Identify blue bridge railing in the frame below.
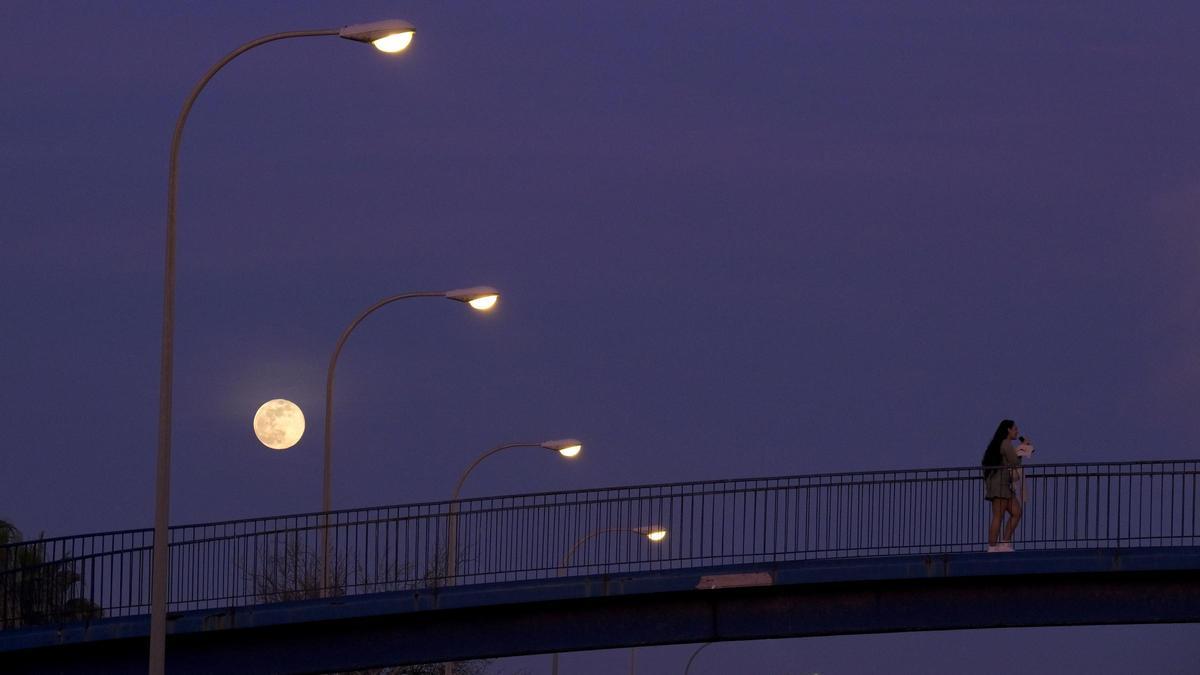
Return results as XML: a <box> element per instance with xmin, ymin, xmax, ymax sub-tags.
<box><xmin>3</xmin><ymin>459</ymin><xmax>1198</xmax><ymax>629</ymax></box>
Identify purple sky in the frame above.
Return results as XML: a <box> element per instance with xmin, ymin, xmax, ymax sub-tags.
<box><xmin>3</xmin><ymin>1</ymin><xmax>1200</xmax><ymax>672</ymax></box>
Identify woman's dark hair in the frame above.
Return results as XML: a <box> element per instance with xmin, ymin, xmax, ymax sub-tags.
<box><xmin>981</xmin><ymin>419</ymin><xmax>1015</xmax><ymax>474</ymax></box>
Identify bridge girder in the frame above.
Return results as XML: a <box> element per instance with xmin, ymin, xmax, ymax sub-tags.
<box><xmin>5</xmin><ymin>548</ymin><xmax>1200</xmax><ymax>674</ymax></box>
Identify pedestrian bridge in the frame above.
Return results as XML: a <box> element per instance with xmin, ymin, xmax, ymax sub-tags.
<box><xmin>3</xmin><ymin>460</ymin><xmax>1200</xmax><ymax>673</ymax></box>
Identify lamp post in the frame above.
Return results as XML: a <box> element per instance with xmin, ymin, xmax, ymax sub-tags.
<box><xmin>151</xmin><ymin>20</ymin><xmax>417</xmax><ymax>675</ymax></box>
<box><xmin>441</xmin><ymin>439</ymin><xmax>581</xmax><ymax>675</ymax></box>
<box><xmin>320</xmin><ymin>287</ymin><xmax>500</xmax><ymax>593</ymax></box>
<box><xmin>445</xmin><ymin>438</ymin><xmax>583</xmax><ymax>582</ymax></box>
<box><xmin>557</xmin><ymin>526</ymin><xmax>667</xmax><ymax>576</ymax></box>
<box><xmin>683</xmin><ymin>642</ymin><xmax>714</xmax><ymax>675</ymax></box>
<box><xmin>551</xmin><ymin>527</ymin><xmax>667</xmax><ymax>675</ymax></box>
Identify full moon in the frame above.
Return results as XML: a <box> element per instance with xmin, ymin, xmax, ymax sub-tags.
<box><xmin>253</xmin><ymin>399</ymin><xmax>305</xmax><ymax>450</ymax></box>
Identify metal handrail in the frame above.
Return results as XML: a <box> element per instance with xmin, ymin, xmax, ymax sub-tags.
<box><xmin>3</xmin><ymin>459</ymin><xmax>1198</xmax><ymax>630</ymax></box>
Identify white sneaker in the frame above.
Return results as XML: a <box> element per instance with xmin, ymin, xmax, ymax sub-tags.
<box><xmin>986</xmin><ymin>545</ymin><xmax>1000</xmax><ymax>553</ymax></box>
<box><xmin>997</xmin><ymin>542</ymin><xmax>1013</xmax><ymax>552</ymax></box>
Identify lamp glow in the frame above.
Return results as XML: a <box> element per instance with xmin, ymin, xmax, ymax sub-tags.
<box><xmin>338</xmin><ymin>20</ymin><xmax>416</xmax><ymax>54</ymax></box>
<box><xmin>468</xmin><ymin>294</ymin><xmax>498</xmax><ymax>311</ymax></box>
<box><xmin>445</xmin><ymin>286</ymin><xmax>500</xmax><ymax>310</ymax></box>
<box><xmin>645</xmin><ymin>529</ymin><xmax>667</xmax><ymax>542</ymax></box>
<box><xmin>541</xmin><ymin>438</ymin><xmax>583</xmax><ymax>458</ymax></box>
<box><xmin>372</xmin><ymin>31</ymin><xmax>414</xmax><ymax>53</ymax></box>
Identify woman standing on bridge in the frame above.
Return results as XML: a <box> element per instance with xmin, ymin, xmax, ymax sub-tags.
<box><xmin>982</xmin><ymin>419</ymin><xmax>1023</xmax><ymax>552</ymax></box>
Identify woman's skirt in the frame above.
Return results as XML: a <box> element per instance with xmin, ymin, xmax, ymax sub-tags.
<box><xmin>984</xmin><ymin>468</ymin><xmax>1012</xmax><ymax>500</ymax></box>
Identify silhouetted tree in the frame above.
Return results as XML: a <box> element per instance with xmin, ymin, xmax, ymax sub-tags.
<box><xmin>0</xmin><ymin>519</ymin><xmax>101</xmax><ymax>628</ymax></box>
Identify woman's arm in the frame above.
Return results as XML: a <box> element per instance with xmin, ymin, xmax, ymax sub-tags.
<box><xmin>1001</xmin><ymin>440</ymin><xmax>1022</xmax><ymax>466</ymax></box>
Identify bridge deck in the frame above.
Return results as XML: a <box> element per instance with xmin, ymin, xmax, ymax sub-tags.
<box><xmin>5</xmin><ymin>546</ymin><xmax>1200</xmax><ymax>674</ymax></box>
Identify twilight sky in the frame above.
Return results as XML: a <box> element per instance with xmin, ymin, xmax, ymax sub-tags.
<box><xmin>2</xmin><ymin>1</ymin><xmax>1199</xmax><ymax>672</ymax></box>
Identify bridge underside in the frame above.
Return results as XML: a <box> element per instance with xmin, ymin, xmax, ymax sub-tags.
<box><xmin>7</xmin><ymin>547</ymin><xmax>1200</xmax><ymax>674</ymax></box>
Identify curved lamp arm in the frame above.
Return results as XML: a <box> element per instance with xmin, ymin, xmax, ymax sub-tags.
<box><xmin>450</xmin><ymin>441</ymin><xmax>573</xmax><ymax>503</ymax></box>
<box><xmin>558</xmin><ymin>526</ymin><xmax>666</xmax><ymax>574</ymax></box>
<box><xmin>323</xmin><ymin>291</ymin><xmax>445</xmax><ymax>515</ymax></box>
<box><xmin>321</xmin><ymin>287</ymin><xmax>498</xmax><ymax>514</ymax></box>
<box><xmin>683</xmin><ymin>642</ymin><xmax>714</xmax><ymax>675</ymax></box>
<box><xmin>446</xmin><ymin>439</ymin><xmax>581</xmax><ymax>581</ymax></box>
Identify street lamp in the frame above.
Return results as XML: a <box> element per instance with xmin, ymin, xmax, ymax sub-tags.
<box><xmin>320</xmin><ymin>287</ymin><xmax>499</xmax><ymax>594</ymax></box>
<box><xmin>338</xmin><ymin>20</ymin><xmax>416</xmax><ymax>53</ymax></box>
<box><xmin>551</xmin><ymin>527</ymin><xmax>667</xmax><ymax>675</ymax></box>
<box><xmin>442</xmin><ymin>439</ymin><xmax>582</xmax><ymax>675</ymax></box>
<box><xmin>151</xmin><ymin>20</ymin><xmax>416</xmax><ymax>675</ymax></box>
<box><xmin>323</xmin><ymin>287</ymin><xmax>500</xmax><ymax>517</ymax></box>
<box><xmin>683</xmin><ymin>642</ymin><xmax>714</xmax><ymax>675</ymax></box>
<box><xmin>445</xmin><ymin>439</ymin><xmax>583</xmax><ymax>582</ymax></box>
<box><xmin>557</xmin><ymin>526</ymin><xmax>667</xmax><ymax>575</ymax></box>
